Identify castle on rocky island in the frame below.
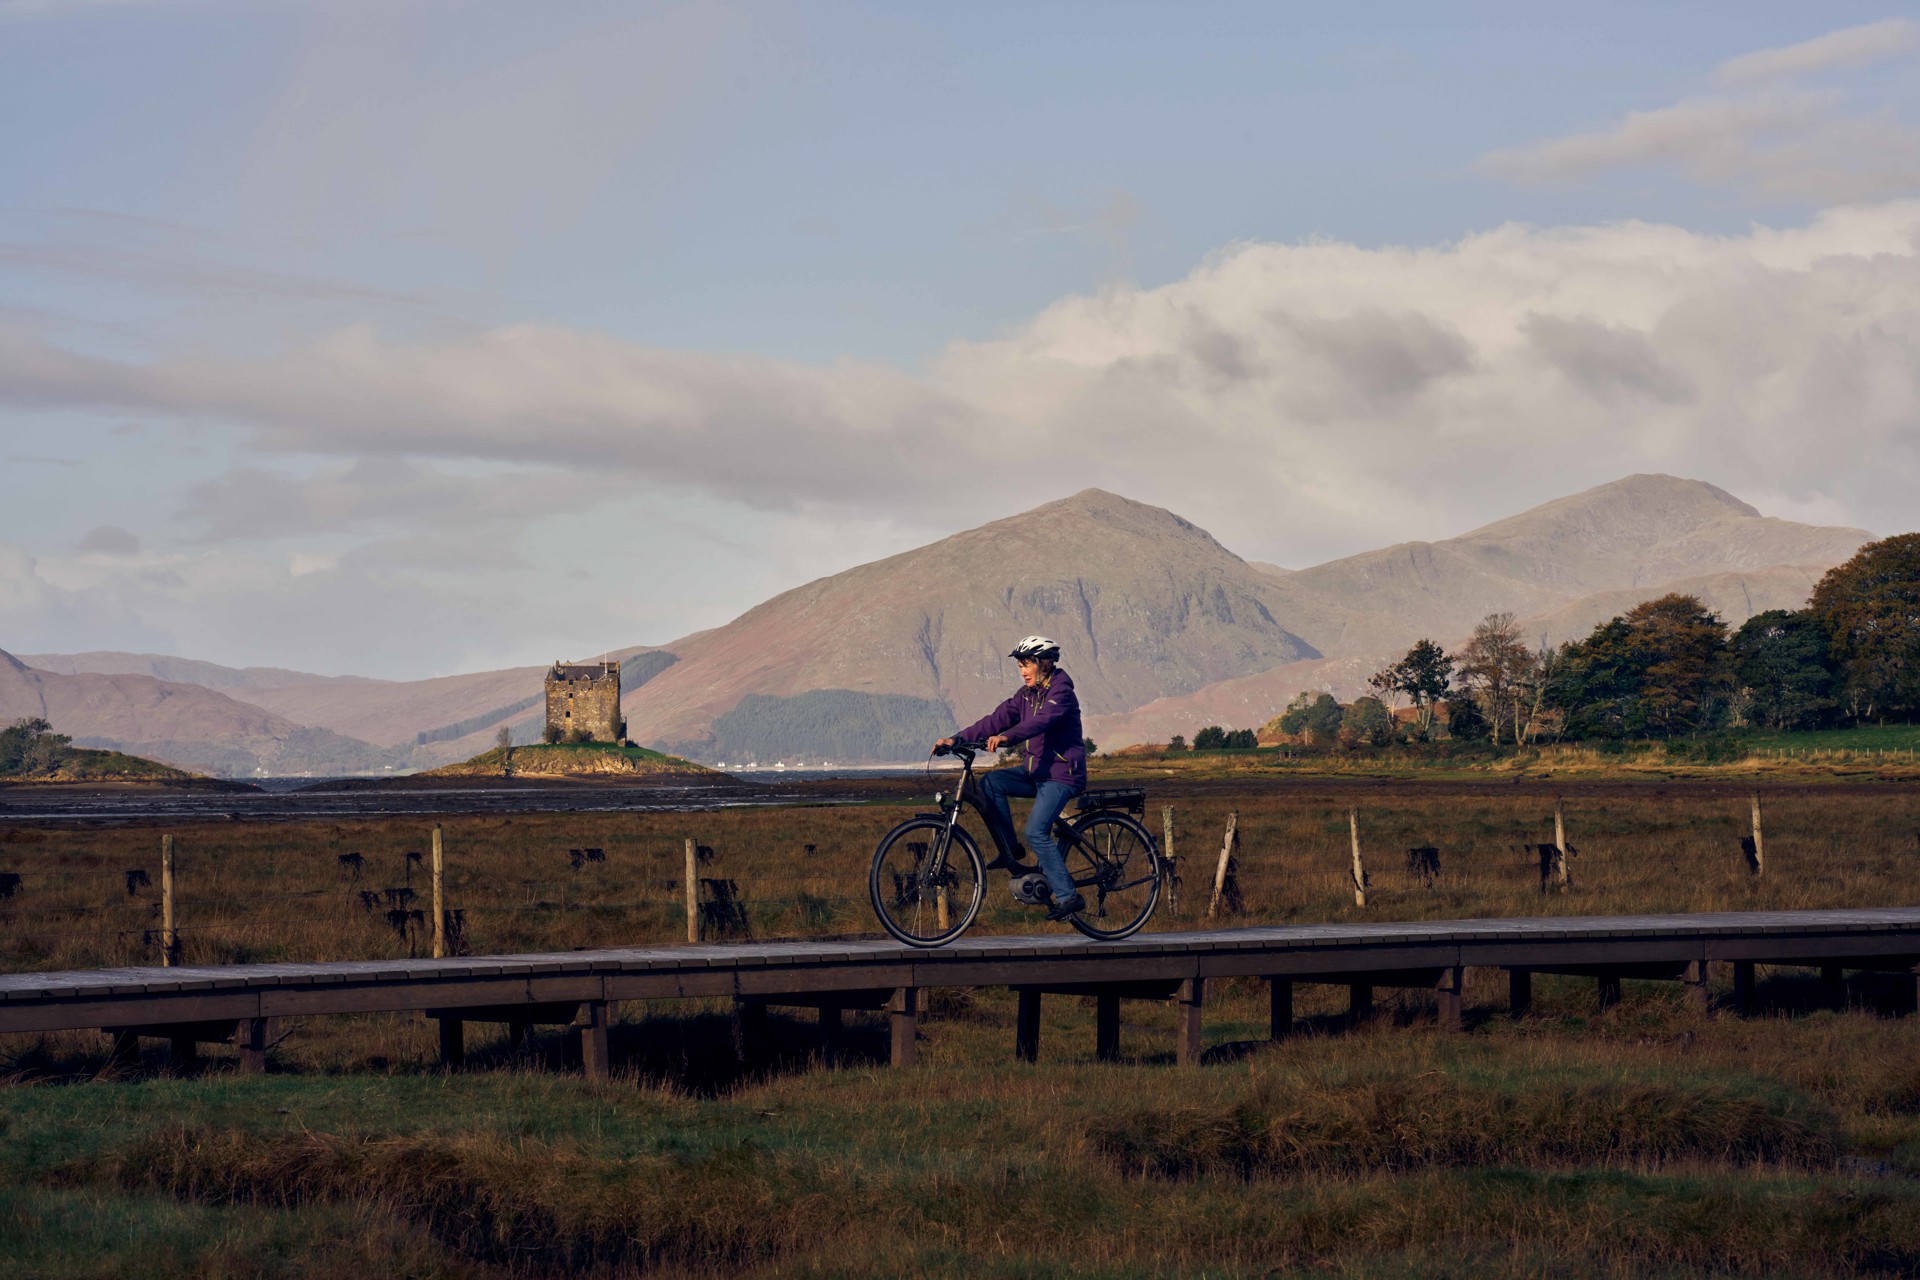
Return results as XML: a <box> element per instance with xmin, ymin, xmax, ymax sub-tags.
<box><xmin>544</xmin><ymin>660</ymin><xmax>623</xmax><ymax>744</ymax></box>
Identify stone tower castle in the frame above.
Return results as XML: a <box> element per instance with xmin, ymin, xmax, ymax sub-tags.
<box><xmin>544</xmin><ymin>660</ymin><xmax>623</xmax><ymax>744</ymax></box>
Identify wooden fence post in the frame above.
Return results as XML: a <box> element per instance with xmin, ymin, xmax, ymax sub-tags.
<box><xmin>685</xmin><ymin>838</ymin><xmax>699</xmax><ymax>943</ymax></box>
<box><xmin>1749</xmin><ymin>794</ymin><xmax>1765</xmax><ymax>877</ymax></box>
<box><xmin>1162</xmin><ymin>805</ymin><xmax>1179</xmax><ymax>915</ymax></box>
<box><xmin>160</xmin><ymin>833</ymin><xmax>176</xmax><ymax>966</ymax></box>
<box><xmin>430</xmin><ymin>825</ymin><xmax>445</xmax><ymax>959</ymax></box>
<box><xmin>1349</xmin><ymin>809</ymin><xmax>1367</xmax><ymax>908</ymax></box>
<box><xmin>1207</xmin><ymin>812</ymin><xmax>1238</xmax><ymax>920</ymax></box>
<box><xmin>1553</xmin><ymin>800</ymin><xmax>1571</xmax><ymax>889</ymax></box>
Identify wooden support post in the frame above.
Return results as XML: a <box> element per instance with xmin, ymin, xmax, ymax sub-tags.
<box><xmin>438</xmin><ymin>1017</ymin><xmax>464</xmax><ymax>1070</ymax></box>
<box><xmin>685</xmin><ymin>838</ymin><xmax>699</xmax><ymax>943</ymax></box>
<box><xmin>1207</xmin><ymin>812</ymin><xmax>1238</xmax><ymax>920</ymax></box>
<box><xmin>1162</xmin><ymin>805</ymin><xmax>1179</xmax><ymax>915</ymax></box>
<box><xmin>1095</xmin><ymin>994</ymin><xmax>1121</xmax><ymax>1062</ymax></box>
<box><xmin>580</xmin><ymin>1000</ymin><xmax>614</xmax><ymax>1080</ymax></box>
<box><xmin>1684</xmin><ymin>959</ymin><xmax>1710</xmax><ymax>1012</ymax></box>
<box><xmin>1175</xmin><ymin>978</ymin><xmax>1205</xmax><ymax>1067</ymax></box>
<box><xmin>1733</xmin><ymin>961</ymin><xmax>1756</xmax><ymax>1015</ymax></box>
<box><xmin>1552</xmin><ymin>801</ymin><xmax>1571</xmax><ymax>889</ymax></box>
<box><xmin>1268</xmin><ymin>977</ymin><xmax>1293</xmax><ymax>1040</ymax></box>
<box><xmin>234</xmin><ymin>1016</ymin><xmax>273</xmax><ymax>1074</ymax></box>
<box><xmin>1821</xmin><ymin>964</ymin><xmax>1845</xmax><ymax>1007</ymax></box>
<box><xmin>1750</xmin><ymin>794</ymin><xmax>1765</xmax><ymax>876</ymax></box>
<box><xmin>1509</xmin><ymin>969</ymin><xmax>1532</xmax><ymax>1017</ymax></box>
<box><xmin>888</xmin><ymin>987</ymin><xmax>918</xmax><ymax>1067</ymax></box>
<box><xmin>1349</xmin><ymin>981</ymin><xmax>1373</xmax><ymax>1023</ymax></box>
<box><xmin>430</xmin><ymin>825</ymin><xmax>445</xmax><ymax>959</ymax></box>
<box><xmin>819</xmin><ymin>1004</ymin><xmax>843</xmax><ymax>1065</ymax></box>
<box><xmin>1596</xmin><ymin>973</ymin><xmax>1622</xmax><ymax>1010</ymax></box>
<box><xmin>168</xmin><ymin>1032</ymin><xmax>196</xmax><ymax>1071</ymax></box>
<box><xmin>1349</xmin><ymin>809</ymin><xmax>1367</xmax><ymax>908</ymax></box>
<box><xmin>507</xmin><ymin>1016</ymin><xmax>532</xmax><ymax>1052</ymax></box>
<box><xmin>160</xmin><ymin>833</ymin><xmax>176</xmax><ymax>966</ymax></box>
<box><xmin>1015</xmin><ymin>989</ymin><xmax>1042</xmax><ymax>1062</ymax></box>
<box><xmin>733</xmin><ymin>998</ymin><xmax>769</xmax><ymax>1064</ymax></box>
<box><xmin>1435</xmin><ymin>966</ymin><xmax>1464</xmax><ymax>1032</ymax></box>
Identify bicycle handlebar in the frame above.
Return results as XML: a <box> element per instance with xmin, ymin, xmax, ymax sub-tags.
<box><xmin>933</xmin><ymin>738</ymin><xmax>989</xmax><ymax>758</ymax></box>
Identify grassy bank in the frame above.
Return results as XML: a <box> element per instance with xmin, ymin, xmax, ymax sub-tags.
<box><xmin>7</xmin><ymin>982</ymin><xmax>1920</xmax><ymax>1277</ymax></box>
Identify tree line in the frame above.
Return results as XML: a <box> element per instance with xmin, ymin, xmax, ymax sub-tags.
<box><xmin>1174</xmin><ymin>533</ymin><xmax>1919</xmax><ymax>751</ymax></box>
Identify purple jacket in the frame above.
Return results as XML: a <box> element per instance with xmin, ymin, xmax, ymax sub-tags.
<box><xmin>958</xmin><ymin>668</ymin><xmax>1087</xmax><ymax>789</ymax></box>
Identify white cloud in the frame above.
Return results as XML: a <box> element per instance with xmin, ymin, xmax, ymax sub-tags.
<box><xmin>1716</xmin><ymin>19</ymin><xmax>1917</xmax><ymax>87</ymax></box>
<box><xmin>1482</xmin><ymin>21</ymin><xmax>1920</xmax><ymax>203</ymax></box>
<box><xmin>3</xmin><ymin>202</ymin><xmax>1918</xmax><ymax>578</ymax></box>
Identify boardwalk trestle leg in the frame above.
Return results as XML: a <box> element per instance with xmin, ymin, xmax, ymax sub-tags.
<box><xmin>1734</xmin><ymin>961</ymin><xmax>1756</xmax><ymax>1015</ymax></box>
<box><xmin>1268</xmin><ymin>978</ymin><xmax>1293</xmax><ymax>1040</ymax></box>
<box><xmin>1436</xmin><ymin>967</ymin><xmax>1464</xmax><ymax>1032</ymax></box>
<box><xmin>1348</xmin><ymin>982</ymin><xmax>1373</xmax><ymax>1025</ymax></box>
<box><xmin>235</xmin><ymin>1016</ymin><xmax>273</xmax><ymax>1074</ymax></box>
<box><xmin>438</xmin><ymin>1017</ymin><xmax>464</xmax><ymax>1070</ymax></box>
<box><xmin>819</xmin><ymin>1004</ymin><xmax>842</xmax><ymax>1066</ymax></box>
<box><xmin>888</xmin><ymin>987</ymin><xmax>918</xmax><ymax>1067</ymax></box>
<box><xmin>1176</xmin><ymin>978</ymin><xmax>1205</xmax><ymax>1066</ymax></box>
<box><xmin>1509</xmin><ymin>969</ymin><xmax>1532</xmax><ymax>1017</ymax></box>
<box><xmin>1015</xmin><ymin>989</ymin><xmax>1041</xmax><ymax>1063</ymax></box>
<box><xmin>733</xmin><ymin>998</ymin><xmax>770</xmax><ymax>1064</ymax></box>
<box><xmin>1095</xmin><ymin>994</ymin><xmax>1120</xmax><ymax>1062</ymax></box>
<box><xmin>580</xmin><ymin>1001</ymin><xmax>614</xmax><ymax>1081</ymax></box>
<box><xmin>1684</xmin><ymin>960</ymin><xmax>1710</xmax><ymax>1012</ymax></box>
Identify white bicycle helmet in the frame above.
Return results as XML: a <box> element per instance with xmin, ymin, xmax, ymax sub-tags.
<box><xmin>1008</xmin><ymin>635</ymin><xmax>1062</xmax><ymax>662</ymax></box>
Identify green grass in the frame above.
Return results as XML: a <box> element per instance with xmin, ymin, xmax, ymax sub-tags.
<box><xmin>9</xmin><ymin>986</ymin><xmax>1920</xmax><ymax>1277</ymax></box>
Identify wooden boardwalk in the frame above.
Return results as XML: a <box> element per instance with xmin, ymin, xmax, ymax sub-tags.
<box><xmin>6</xmin><ymin>907</ymin><xmax>1919</xmax><ymax>1075</ymax></box>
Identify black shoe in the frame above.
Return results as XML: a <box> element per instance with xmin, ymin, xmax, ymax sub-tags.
<box><xmin>985</xmin><ymin>847</ymin><xmax>1034</xmax><ymax>873</ymax></box>
<box><xmin>1045</xmin><ymin>891</ymin><xmax>1087</xmax><ymax>921</ymax></box>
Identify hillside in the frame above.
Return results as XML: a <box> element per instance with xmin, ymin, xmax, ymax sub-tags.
<box><xmin>622</xmin><ymin>488</ymin><xmax>1318</xmax><ymax>758</ymax></box>
<box><xmin>0</xmin><ymin>650</ymin><xmax>402</xmax><ymax>777</ymax></box>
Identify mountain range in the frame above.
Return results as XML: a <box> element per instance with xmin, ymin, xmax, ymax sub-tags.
<box><xmin>2</xmin><ymin>475</ymin><xmax>1874</xmax><ymax>773</ymax></box>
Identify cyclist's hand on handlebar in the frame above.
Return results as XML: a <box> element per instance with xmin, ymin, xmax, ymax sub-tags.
<box><xmin>932</xmin><ymin>737</ymin><xmax>953</xmax><ymax>757</ymax></box>
<box><xmin>985</xmin><ymin>734</ymin><xmax>1007</xmax><ymax>752</ymax></box>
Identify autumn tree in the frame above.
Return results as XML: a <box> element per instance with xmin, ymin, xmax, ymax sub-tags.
<box><xmin>1552</xmin><ymin>594</ymin><xmax>1731</xmax><ymax>738</ymax></box>
<box><xmin>1808</xmin><ymin>533</ymin><xmax>1920</xmax><ymax>721</ymax></box>
<box><xmin>1277</xmin><ymin>691</ymin><xmax>1343</xmax><ymax>740</ymax></box>
<box><xmin>1368</xmin><ymin>639</ymin><xmax>1453</xmax><ymax>738</ymax></box>
<box><xmin>1456</xmin><ymin>613</ymin><xmax>1538</xmax><ymax>744</ymax></box>
<box><xmin>1730</xmin><ymin>609</ymin><xmax>1836</xmax><ymax>730</ymax></box>
<box><xmin>1339</xmin><ymin>696</ymin><xmax>1395</xmax><ymax>747</ymax></box>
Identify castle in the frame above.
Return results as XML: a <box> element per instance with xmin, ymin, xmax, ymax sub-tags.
<box><xmin>544</xmin><ymin>660</ymin><xmax>623</xmax><ymax>744</ymax></box>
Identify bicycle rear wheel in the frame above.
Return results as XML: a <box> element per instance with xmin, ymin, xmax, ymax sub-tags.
<box><xmin>1062</xmin><ymin>810</ymin><xmax>1161</xmax><ymax>940</ymax></box>
<box><xmin>869</xmin><ymin>817</ymin><xmax>985</xmax><ymax>947</ymax></box>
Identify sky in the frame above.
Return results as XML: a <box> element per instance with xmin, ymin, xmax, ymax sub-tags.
<box><xmin>1</xmin><ymin>2</ymin><xmax>1917</xmax><ymax>679</ymax></box>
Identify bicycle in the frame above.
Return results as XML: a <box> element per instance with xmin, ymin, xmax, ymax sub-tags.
<box><xmin>868</xmin><ymin>738</ymin><xmax>1164</xmax><ymax>947</ymax></box>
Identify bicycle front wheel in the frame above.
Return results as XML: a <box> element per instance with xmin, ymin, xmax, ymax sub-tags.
<box><xmin>869</xmin><ymin>817</ymin><xmax>985</xmax><ymax>947</ymax></box>
<box><xmin>1064</xmin><ymin>810</ymin><xmax>1162</xmax><ymax>941</ymax></box>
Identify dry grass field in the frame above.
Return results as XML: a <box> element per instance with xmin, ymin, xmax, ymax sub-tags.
<box><xmin>5</xmin><ymin>771</ymin><xmax>1920</xmax><ymax>1277</ymax></box>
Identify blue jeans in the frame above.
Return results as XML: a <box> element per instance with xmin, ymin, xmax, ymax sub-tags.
<box><xmin>976</xmin><ymin>768</ymin><xmax>1081</xmax><ymax>904</ymax></box>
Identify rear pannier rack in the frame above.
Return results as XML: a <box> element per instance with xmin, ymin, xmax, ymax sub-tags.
<box><xmin>1075</xmin><ymin>788</ymin><xmax>1146</xmax><ymax>815</ymax></box>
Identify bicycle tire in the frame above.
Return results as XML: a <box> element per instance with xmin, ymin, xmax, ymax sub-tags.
<box><xmin>869</xmin><ymin>816</ymin><xmax>986</xmax><ymax>948</ymax></box>
<box><xmin>1062</xmin><ymin>809</ymin><xmax>1162</xmax><ymax>941</ymax></box>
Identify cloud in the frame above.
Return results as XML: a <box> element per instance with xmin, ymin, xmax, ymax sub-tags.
<box><xmin>3</xmin><ymin>201</ymin><xmax>1919</xmax><ymax>571</ymax></box>
<box><xmin>77</xmin><ymin>525</ymin><xmax>141</xmax><ymax>555</ymax></box>
<box><xmin>1716</xmin><ymin>19</ymin><xmax>1917</xmax><ymax>87</ymax></box>
<box><xmin>1482</xmin><ymin>22</ymin><xmax>1920</xmax><ymax>203</ymax></box>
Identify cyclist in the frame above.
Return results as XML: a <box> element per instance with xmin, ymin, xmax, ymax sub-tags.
<box><xmin>935</xmin><ymin>635</ymin><xmax>1088</xmax><ymax>920</ymax></box>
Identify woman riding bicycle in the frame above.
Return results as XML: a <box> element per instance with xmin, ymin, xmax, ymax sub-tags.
<box><xmin>935</xmin><ymin>635</ymin><xmax>1088</xmax><ymax>920</ymax></box>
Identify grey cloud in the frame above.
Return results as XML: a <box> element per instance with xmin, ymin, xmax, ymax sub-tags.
<box><xmin>77</xmin><ymin>525</ymin><xmax>141</xmax><ymax>555</ymax></box>
<box><xmin>1523</xmin><ymin>315</ymin><xmax>1696</xmax><ymax>406</ymax></box>
<box><xmin>1277</xmin><ymin>309</ymin><xmax>1476</xmax><ymax>409</ymax></box>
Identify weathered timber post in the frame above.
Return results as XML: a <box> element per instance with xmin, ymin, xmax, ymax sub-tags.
<box><xmin>1749</xmin><ymin>794</ymin><xmax>1766</xmax><ymax>876</ymax></box>
<box><xmin>1015</xmin><ymin>989</ymin><xmax>1042</xmax><ymax>1062</ymax></box>
<box><xmin>1435</xmin><ymin>966</ymin><xmax>1464</xmax><ymax>1032</ymax></box>
<box><xmin>1162</xmin><ymin>805</ymin><xmax>1180</xmax><ymax>915</ymax></box>
<box><xmin>1175</xmin><ymin>978</ymin><xmax>1205</xmax><ymax>1066</ymax></box>
<box><xmin>1095</xmin><ymin>994</ymin><xmax>1121</xmax><ymax>1062</ymax></box>
<box><xmin>1509</xmin><ymin>969</ymin><xmax>1532</xmax><ymax>1017</ymax></box>
<box><xmin>160</xmin><ymin>833</ymin><xmax>177</xmax><ymax>966</ymax></box>
<box><xmin>819</xmin><ymin>1004</ymin><xmax>843</xmax><ymax>1066</ymax></box>
<box><xmin>1349</xmin><ymin>809</ymin><xmax>1367</xmax><ymax>908</ymax></box>
<box><xmin>438</xmin><ymin>1017</ymin><xmax>464</xmax><ymax>1070</ymax></box>
<box><xmin>430</xmin><ymin>825</ymin><xmax>445</xmax><ymax>959</ymax></box>
<box><xmin>1733</xmin><ymin>960</ymin><xmax>1756</xmax><ymax>1014</ymax></box>
<box><xmin>685</xmin><ymin>838</ymin><xmax>699</xmax><ymax>943</ymax></box>
<box><xmin>1207</xmin><ymin>812</ymin><xmax>1238</xmax><ymax>920</ymax></box>
<box><xmin>1348</xmin><ymin>981</ymin><xmax>1373</xmax><ymax>1024</ymax></box>
<box><xmin>234</xmin><ymin>1017</ymin><xmax>274</xmax><ymax>1074</ymax></box>
<box><xmin>1268</xmin><ymin>977</ymin><xmax>1293</xmax><ymax>1040</ymax></box>
<box><xmin>888</xmin><ymin>987</ymin><xmax>919</xmax><ymax>1067</ymax></box>
<box><xmin>580</xmin><ymin>1000</ymin><xmax>615</xmax><ymax>1080</ymax></box>
<box><xmin>1552</xmin><ymin>801</ymin><xmax>1571</xmax><ymax>889</ymax></box>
